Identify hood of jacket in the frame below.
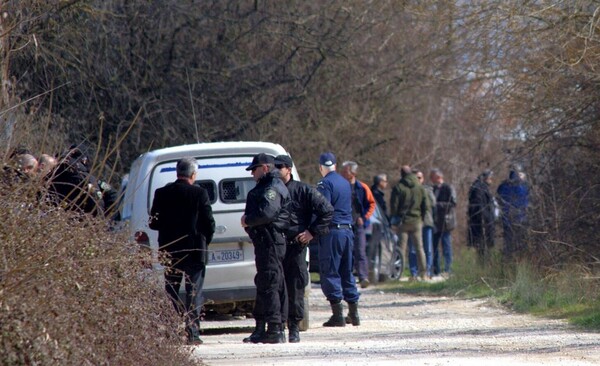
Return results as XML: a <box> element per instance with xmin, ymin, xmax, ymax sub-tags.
<box><xmin>400</xmin><ymin>174</ymin><xmax>418</xmax><ymax>188</ymax></box>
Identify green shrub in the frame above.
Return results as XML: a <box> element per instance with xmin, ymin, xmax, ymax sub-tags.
<box><xmin>0</xmin><ymin>187</ymin><xmax>196</xmax><ymax>365</ymax></box>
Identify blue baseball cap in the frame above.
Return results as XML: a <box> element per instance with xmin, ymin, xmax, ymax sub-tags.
<box><xmin>319</xmin><ymin>152</ymin><xmax>336</xmax><ymax>167</ymax></box>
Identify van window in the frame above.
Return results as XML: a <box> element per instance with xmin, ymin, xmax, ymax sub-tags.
<box><xmin>195</xmin><ymin>180</ymin><xmax>217</xmax><ymax>204</ymax></box>
<box><xmin>220</xmin><ymin>178</ymin><xmax>256</xmax><ymax>203</ymax></box>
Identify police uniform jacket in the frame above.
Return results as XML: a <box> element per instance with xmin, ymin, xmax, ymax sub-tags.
<box><xmin>284</xmin><ymin>176</ymin><xmax>334</xmax><ymax>240</ymax></box>
<box><xmin>149</xmin><ymin>179</ymin><xmax>216</xmax><ymax>266</ymax></box>
<box><xmin>244</xmin><ymin>170</ymin><xmax>291</xmax><ymax>243</ymax></box>
<box><xmin>316</xmin><ymin>171</ymin><xmax>353</xmax><ymax>225</ymax></box>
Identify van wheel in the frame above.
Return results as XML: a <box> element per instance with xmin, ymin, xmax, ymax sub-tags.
<box><xmin>299</xmin><ymin>297</ymin><xmax>309</xmax><ymax>331</ymax></box>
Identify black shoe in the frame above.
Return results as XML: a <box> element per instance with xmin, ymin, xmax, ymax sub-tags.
<box><xmin>186</xmin><ymin>326</ymin><xmax>203</xmax><ymax>345</ymax></box>
<box><xmin>188</xmin><ymin>334</ymin><xmax>203</xmax><ymax>345</ymax></box>
<box><xmin>243</xmin><ymin>320</ymin><xmax>266</xmax><ymax>343</ymax></box>
<box><xmin>259</xmin><ymin>323</ymin><xmax>285</xmax><ymax>344</ymax></box>
<box><xmin>288</xmin><ymin>321</ymin><xmax>300</xmax><ymax>343</ymax></box>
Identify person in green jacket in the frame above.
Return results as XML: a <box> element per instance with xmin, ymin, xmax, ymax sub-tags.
<box><xmin>390</xmin><ymin>165</ymin><xmax>429</xmax><ymax>280</ymax></box>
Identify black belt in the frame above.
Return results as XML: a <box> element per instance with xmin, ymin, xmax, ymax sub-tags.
<box><xmin>330</xmin><ymin>224</ymin><xmax>352</xmax><ymax>230</ymax></box>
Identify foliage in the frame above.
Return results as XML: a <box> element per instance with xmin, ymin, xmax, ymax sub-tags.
<box><xmin>0</xmin><ymin>185</ymin><xmax>195</xmax><ymax>365</ymax></box>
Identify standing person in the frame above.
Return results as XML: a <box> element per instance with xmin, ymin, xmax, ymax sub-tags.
<box><xmin>371</xmin><ymin>173</ymin><xmax>389</xmax><ymax>218</ymax></box>
<box><xmin>275</xmin><ymin>155</ymin><xmax>333</xmax><ymax>343</ymax></box>
<box><xmin>149</xmin><ymin>157</ymin><xmax>216</xmax><ymax>345</ymax></box>
<box><xmin>467</xmin><ymin>170</ymin><xmax>496</xmax><ymax>264</ymax></box>
<box><xmin>316</xmin><ymin>152</ymin><xmax>361</xmax><ymax>327</ymax></box>
<box><xmin>47</xmin><ymin>146</ymin><xmax>104</xmax><ymax>216</ymax></box>
<box><xmin>390</xmin><ymin>165</ymin><xmax>428</xmax><ymax>280</ymax></box>
<box><xmin>408</xmin><ymin>169</ymin><xmax>435</xmax><ymax>279</ymax></box>
<box><xmin>241</xmin><ymin>153</ymin><xmax>290</xmax><ymax>344</ymax></box>
<box><xmin>430</xmin><ymin>168</ymin><xmax>457</xmax><ymax>277</ymax></box>
<box><xmin>497</xmin><ymin>167</ymin><xmax>529</xmax><ymax>258</ymax></box>
<box><xmin>340</xmin><ymin>161</ymin><xmax>376</xmax><ymax>288</ymax></box>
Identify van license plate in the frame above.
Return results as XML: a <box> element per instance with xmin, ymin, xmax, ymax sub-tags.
<box><xmin>208</xmin><ymin>249</ymin><xmax>244</xmax><ymax>264</ymax></box>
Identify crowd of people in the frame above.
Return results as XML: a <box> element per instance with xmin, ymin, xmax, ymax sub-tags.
<box><xmin>149</xmin><ymin>150</ymin><xmax>484</xmax><ymax>345</ymax></box>
<box><xmin>1</xmin><ymin>145</ymin><xmax>118</xmax><ymax>218</ymax></box>
<box><xmin>467</xmin><ymin>167</ymin><xmax>530</xmax><ymax>264</ymax></box>
<box><xmin>4</xmin><ymin>143</ymin><xmax>530</xmax><ymax>346</ymax></box>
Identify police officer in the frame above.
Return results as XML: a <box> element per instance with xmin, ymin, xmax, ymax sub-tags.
<box><xmin>275</xmin><ymin>155</ymin><xmax>333</xmax><ymax>342</ymax></box>
<box><xmin>316</xmin><ymin>152</ymin><xmax>361</xmax><ymax>327</ymax></box>
<box><xmin>241</xmin><ymin>153</ymin><xmax>290</xmax><ymax>344</ymax></box>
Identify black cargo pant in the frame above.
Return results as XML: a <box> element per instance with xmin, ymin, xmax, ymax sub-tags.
<box><xmin>164</xmin><ymin>262</ymin><xmax>205</xmax><ymax>331</ymax></box>
<box><xmin>252</xmin><ymin>229</ymin><xmax>288</xmax><ymax>324</ymax></box>
<box><xmin>283</xmin><ymin>242</ymin><xmax>309</xmax><ymax>323</ymax></box>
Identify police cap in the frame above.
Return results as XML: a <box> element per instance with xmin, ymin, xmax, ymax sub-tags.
<box><xmin>319</xmin><ymin>152</ymin><xmax>336</xmax><ymax>167</ymax></box>
<box><xmin>246</xmin><ymin>153</ymin><xmax>274</xmax><ymax>171</ymax></box>
<box><xmin>274</xmin><ymin>155</ymin><xmax>293</xmax><ymax>168</ymax></box>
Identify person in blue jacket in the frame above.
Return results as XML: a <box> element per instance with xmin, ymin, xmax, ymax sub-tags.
<box><xmin>497</xmin><ymin>168</ymin><xmax>530</xmax><ymax>257</ymax></box>
<box><xmin>316</xmin><ymin>152</ymin><xmax>361</xmax><ymax>327</ymax></box>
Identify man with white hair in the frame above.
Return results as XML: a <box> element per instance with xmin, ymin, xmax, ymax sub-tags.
<box><xmin>316</xmin><ymin>152</ymin><xmax>361</xmax><ymax>327</ymax></box>
<box><xmin>341</xmin><ymin>161</ymin><xmax>375</xmax><ymax>288</ymax></box>
<box><xmin>37</xmin><ymin>154</ymin><xmax>57</xmax><ymax>176</ymax></box>
<box><xmin>16</xmin><ymin>154</ymin><xmax>38</xmax><ymax>178</ymax></box>
<box><xmin>149</xmin><ymin>157</ymin><xmax>216</xmax><ymax>345</ymax></box>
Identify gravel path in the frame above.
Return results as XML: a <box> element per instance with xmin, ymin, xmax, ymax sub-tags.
<box><xmin>191</xmin><ymin>282</ymin><xmax>600</xmax><ymax>366</ymax></box>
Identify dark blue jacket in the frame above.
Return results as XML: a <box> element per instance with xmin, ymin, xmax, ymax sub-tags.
<box><xmin>316</xmin><ymin>171</ymin><xmax>353</xmax><ymax>225</ymax></box>
<box><xmin>352</xmin><ymin>180</ymin><xmax>376</xmax><ymax>228</ymax></box>
<box><xmin>497</xmin><ymin>171</ymin><xmax>529</xmax><ymax>224</ymax></box>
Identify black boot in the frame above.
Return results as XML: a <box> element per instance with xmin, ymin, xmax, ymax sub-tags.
<box><xmin>259</xmin><ymin>322</ymin><xmax>285</xmax><ymax>344</ymax></box>
<box><xmin>288</xmin><ymin>320</ymin><xmax>300</xmax><ymax>343</ymax></box>
<box><xmin>323</xmin><ymin>301</ymin><xmax>345</xmax><ymax>327</ymax></box>
<box><xmin>243</xmin><ymin>320</ymin><xmax>266</xmax><ymax>343</ymax></box>
<box><xmin>346</xmin><ymin>302</ymin><xmax>360</xmax><ymax>326</ymax></box>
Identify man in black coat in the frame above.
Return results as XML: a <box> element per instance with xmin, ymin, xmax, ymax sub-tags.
<box><xmin>275</xmin><ymin>155</ymin><xmax>333</xmax><ymax>343</ymax></box>
<box><xmin>149</xmin><ymin>157</ymin><xmax>215</xmax><ymax>345</ymax></box>
<box><xmin>467</xmin><ymin>170</ymin><xmax>496</xmax><ymax>264</ymax></box>
<box><xmin>241</xmin><ymin>153</ymin><xmax>290</xmax><ymax>344</ymax></box>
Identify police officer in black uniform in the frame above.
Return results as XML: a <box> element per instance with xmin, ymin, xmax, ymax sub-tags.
<box><xmin>275</xmin><ymin>155</ymin><xmax>333</xmax><ymax>343</ymax></box>
<box><xmin>241</xmin><ymin>153</ymin><xmax>290</xmax><ymax>344</ymax></box>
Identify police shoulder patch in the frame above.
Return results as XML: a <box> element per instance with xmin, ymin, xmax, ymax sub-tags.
<box><xmin>266</xmin><ymin>188</ymin><xmax>277</xmax><ymax>200</ymax></box>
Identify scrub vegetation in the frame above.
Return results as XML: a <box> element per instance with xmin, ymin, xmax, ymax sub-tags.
<box><xmin>384</xmin><ymin>248</ymin><xmax>600</xmax><ymax>330</ymax></box>
<box><xmin>0</xmin><ymin>188</ymin><xmax>197</xmax><ymax>365</ymax></box>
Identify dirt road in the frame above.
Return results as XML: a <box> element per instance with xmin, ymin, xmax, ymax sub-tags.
<box><xmin>192</xmin><ymin>283</ymin><xmax>600</xmax><ymax>365</ymax></box>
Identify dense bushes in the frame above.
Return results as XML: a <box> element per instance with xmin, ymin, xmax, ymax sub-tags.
<box><xmin>0</xmin><ymin>185</ymin><xmax>195</xmax><ymax>365</ymax></box>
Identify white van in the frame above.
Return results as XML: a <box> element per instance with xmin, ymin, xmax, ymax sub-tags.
<box><xmin>119</xmin><ymin>142</ymin><xmax>308</xmax><ymax>323</ymax></box>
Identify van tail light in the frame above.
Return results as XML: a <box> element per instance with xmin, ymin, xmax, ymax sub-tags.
<box><xmin>134</xmin><ymin>231</ymin><xmax>150</xmax><ymax>246</ymax></box>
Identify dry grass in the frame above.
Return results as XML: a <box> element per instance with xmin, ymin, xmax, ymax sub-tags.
<box><xmin>0</xmin><ymin>183</ymin><xmax>197</xmax><ymax>365</ymax></box>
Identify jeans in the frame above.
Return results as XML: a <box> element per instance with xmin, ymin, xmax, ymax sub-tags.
<box><xmin>433</xmin><ymin>231</ymin><xmax>452</xmax><ymax>275</ymax></box>
<box><xmin>409</xmin><ymin>226</ymin><xmax>433</xmax><ymax>277</ymax></box>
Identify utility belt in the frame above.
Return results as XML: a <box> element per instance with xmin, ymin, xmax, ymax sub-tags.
<box><xmin>249</xmin><ymin>226</ymin><xmax>286</xmax><ymax>245</ymax></box>
<box><xmin>329</xmin><ymin>223</ymin><xmax>353</xmax><ymax>230</ymax></box>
